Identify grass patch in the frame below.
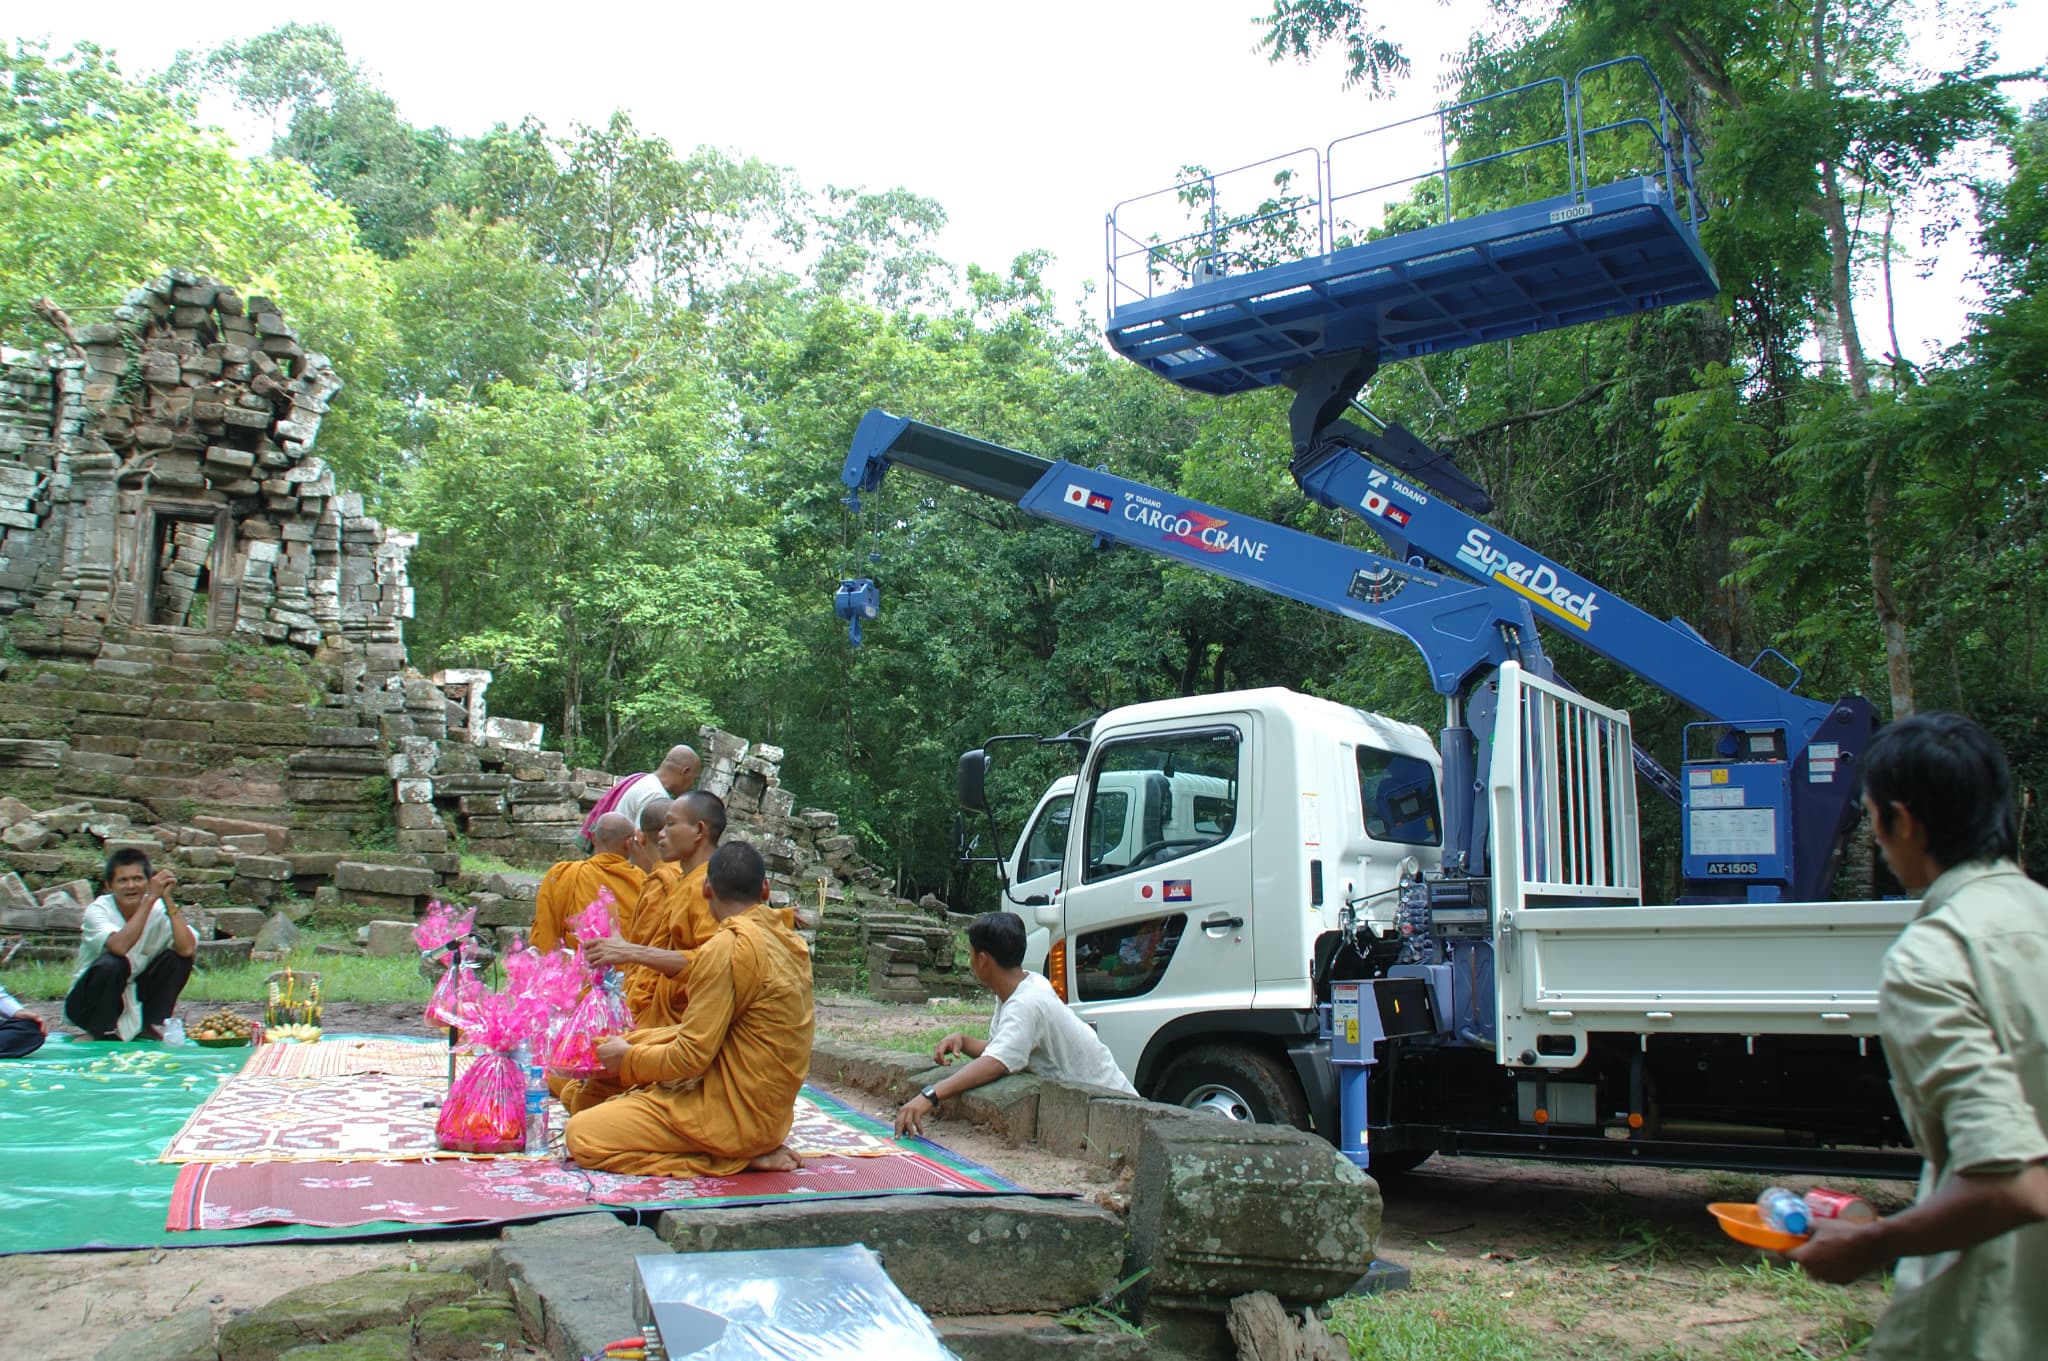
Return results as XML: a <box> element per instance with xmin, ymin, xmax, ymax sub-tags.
<box><xmin>0</xmin><ymin>958</ymin><xmax>80</xmax><ymax>999</ymax></box>
<box><xmin>1330</xmin><ymin>1274</ymin><xmax>1552</xmax><ymax>1360</ymax></box>
<box><xmin>815</xmin><ymin>995</ymin><xmax>989</xmax><ymax>1056</ymax></box>
<box><xmin>460</xmin><ymin>850</ymin><xmax>532</xmax><ymax>878</ymax></box>
<box><xmin>829</xmin><ymin>1021</ymin><xmax>992</xmax><ymax>1055</ymax></box>
<box><xmin>1</xmin><ymin>929</ymin><xmax>428</xmax><ymax>1005</ymax></box>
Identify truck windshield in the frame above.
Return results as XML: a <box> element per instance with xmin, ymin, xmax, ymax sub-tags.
<box><xmin>1019</xmin><ymin>795</ymin><xmax>1075</xmax><ymax>879</ymax></box>
<box><xmin>1083</xmin><ymin>727</ymin><xmax>1241</xmax><ymax>881</ymax></box>
<box><xmin>1357</xmin><ymin>745</ymin><xmax>1441</xmax><ymax>846</ymax></box>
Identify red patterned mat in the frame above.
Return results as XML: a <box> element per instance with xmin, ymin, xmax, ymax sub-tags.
<box><xmin>168</xmin><ymin>1142</ymin><xmax>1014</xmax><ymax>1231</ymax></box>
<box><xmin>160</xmin><ymin>1067</ymin><xmax>529</xmax><ymax>1163</ymax></box>
<box><xmin>162</xmin><ymin>1069</ymin><xmax>900</xmax><ymax>1165</ymax></box>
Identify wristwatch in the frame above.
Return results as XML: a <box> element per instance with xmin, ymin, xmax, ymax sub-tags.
<box><xmin>918</xmin><ymin>1084</ymin><xmax>940</xmax><ymax>1110</ymax></box>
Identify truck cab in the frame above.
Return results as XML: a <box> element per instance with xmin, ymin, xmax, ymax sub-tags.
<box><xmin>1034</xmin><ymin>688</ymin><xmax>1442</xmax><ymax>1126</ymax></box>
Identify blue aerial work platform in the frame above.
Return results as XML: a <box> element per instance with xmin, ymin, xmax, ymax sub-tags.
<box><xmin>1103</xmin><ymin>58</ymin><xmax>1716</xmax><ymax>399</ymax></box>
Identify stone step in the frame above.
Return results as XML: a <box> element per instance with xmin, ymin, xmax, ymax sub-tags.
<box><xmin>488</xmin><ymin>1214</ymin><xmax>669</xmax><ymax>1361</ymax></box>
<box><xmin>654</xmin><ymin>1194</ymin><xmax>1124</xmax><ymax>1317</ymax></box>
<box><xmin>194</xmin><ymin>937</ymin><xmax>252</xmax><ymax>967</ymax></box>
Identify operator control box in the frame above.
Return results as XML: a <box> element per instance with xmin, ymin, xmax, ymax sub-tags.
<box><xmin>1681</xmin><ymin>722</ymin><xmax>1792</xmax><ymax>897</ymax></box>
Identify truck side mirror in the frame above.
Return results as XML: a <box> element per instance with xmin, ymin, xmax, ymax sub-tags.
<box><xmin>956</xmin><ymin>748</ymin><xmax>992</xmax><ymax>811</ymax></box>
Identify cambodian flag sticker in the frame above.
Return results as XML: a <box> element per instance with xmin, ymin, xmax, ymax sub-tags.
<box><xmin>1064</xmin><ymin>484</ymin><xmax>1091</xmax><ymax>506</ymax></box>
<box><xmin>1085</xmin><ymin>492</ymin><xmax>1114</xmax><ymax>514</ymax></box>
<box><xmin>1163</xmin><ymin>880</ymin><xmax>1193</xmax><ymax>902</ymax></box>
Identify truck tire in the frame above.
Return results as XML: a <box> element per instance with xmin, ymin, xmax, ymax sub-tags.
<box><xmin>1153</xmin><ymin>1044</ymin><xmax>1312</xmax><ymax>1130</ymax></box>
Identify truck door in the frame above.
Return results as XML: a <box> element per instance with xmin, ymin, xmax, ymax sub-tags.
<box><xmin>1007</xmin><ymin>786</ymin><xmax>1073</xmax><ymax>974</ymax></box>
<box><xmin>1059</xmin><ymin>723</ymin><xmax>1253</xmax><ymax>1068</ymax></box>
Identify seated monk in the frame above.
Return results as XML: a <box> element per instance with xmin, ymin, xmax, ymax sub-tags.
<box><xmin>529</xmin><ymin>813</ymin><xmax>645</xmax><ymax>952</ymax></box>
<box><xmin>548</xmin><ymin>794</ymin><xmax>708</xmax><ymax>1107</ymax></box>
<box><xmin>563</xmin><ymin>840</ymin><xmax>814</xmax><ymax>1177</ymax></box>
<box><xmin>587</xmin><ymin>791</ymin><xmax>726</xmax><ymax>1027</ymax></box>
<box><xmin>622</xmin><ymin>794</ymin><xmax>677</xmax><ymax>941</ymax></box>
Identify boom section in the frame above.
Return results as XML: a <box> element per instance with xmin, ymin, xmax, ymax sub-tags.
<box><xmin>843</xmin><ymin>408</ymin><xmax>1543</xmax><ymax>698</ymax></box>
<box><xmin>1292</xmin><ymin>443</ymin><xmax>1834</xmax><ymax>738</ymax></box>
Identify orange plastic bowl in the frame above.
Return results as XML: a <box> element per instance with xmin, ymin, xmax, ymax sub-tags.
<box><xmin>1708</xmin><ymin>1202</ymin><xmax>1809</xmax><ymax>1252</ymax></box>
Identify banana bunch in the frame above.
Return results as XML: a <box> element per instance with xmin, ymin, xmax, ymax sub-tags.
<box><xmin>268</xmin><ymin>1023</ymin><xmax>323</xmax><ymax>1043</ymax></box>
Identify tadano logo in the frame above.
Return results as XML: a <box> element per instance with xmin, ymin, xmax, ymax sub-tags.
<box><xmin>1456</xmin><ymin>528</ymin><xmax>1600</xmax><ymax>629</ymax></box>
<box><xmin>1365</xmin><ymin>467</ymin><xmax>1427</xmax><ymax>506</ymax></box>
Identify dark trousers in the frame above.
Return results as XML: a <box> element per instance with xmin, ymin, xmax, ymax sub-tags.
<box><xmin>64</xmin><ymin>949</ymin><xmax>195</xmax><ymax>1038</ymax></box>
<box><xmin>0</xmin><ymin>1014</ymin><xmax>45</xmax><ymax>1059</ymax></box>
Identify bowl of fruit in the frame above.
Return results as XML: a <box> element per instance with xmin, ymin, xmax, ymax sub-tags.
<box><xmin>191</xmin><ymin>1009</ymin><xmax>255</xmax><ymax>1047</ymax></box>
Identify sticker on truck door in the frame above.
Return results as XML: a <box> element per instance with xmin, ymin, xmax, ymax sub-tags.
<box><xmin>1135</xmin><ymin>879</ymin><xmax>1194</xmax><ymax>903</ymax></box>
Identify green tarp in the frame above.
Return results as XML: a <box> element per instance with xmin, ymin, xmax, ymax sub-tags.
<box><xmin>0</xmin><ymin>1036</ymin><xmax>423</xmax><ymax>1254</ymax></box>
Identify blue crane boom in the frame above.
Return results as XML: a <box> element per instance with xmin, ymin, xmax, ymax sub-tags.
<box><xmin>840</xmin><ymin>407</ymin><xmax>1873</xmax><ymax>903</ymax></box>
<box><xmin>840</xmin><ymin>410</ymin><xmax>1546</xmax><ymax>700</ymax></box>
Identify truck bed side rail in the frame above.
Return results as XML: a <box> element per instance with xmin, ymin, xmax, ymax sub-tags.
<box><xmin>1490</xmin><ymin>660</ymin><xmax>1640</xmax><ymax>905</ymax></box>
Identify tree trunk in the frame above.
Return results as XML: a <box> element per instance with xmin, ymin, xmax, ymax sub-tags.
<box><xmin>1811</xmin><ymin>0</ymin><xmax>1914</xmax><ymax>715</ymax></box>
<box><xmin>560</xmin><ymin>600</ymin><xmax>583</xmax><ymax>760</ymax></box>
<box><xmin>1865</xmin><ymin>458</ymin><xmax>1915</xmax><ymax>718</ymax></box>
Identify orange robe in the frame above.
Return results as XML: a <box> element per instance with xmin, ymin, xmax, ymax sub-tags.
<box><xmin>529</xmin><ymin>853</ymin><xmax>644</xmax><ymax>953</ymax></box>
<box><xmin>624</xmin><ymin>861</ymin><xmax>706</xmax><ymax>1027</ymax></box>
<box><xmin>562</xmin><ymin>905</ymin><xmax>815</xmax><ymax>1177</ymax></box>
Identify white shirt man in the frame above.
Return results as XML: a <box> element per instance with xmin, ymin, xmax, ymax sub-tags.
<box><xmin>66</xmin><ymin>852</ymin><xmax>196</xmax><ymax>1040</ymax></box>
<box><xmin>894</xmin><ymin>911</ymin><xmax>1135</xmax><ymax>1138</ymax></box>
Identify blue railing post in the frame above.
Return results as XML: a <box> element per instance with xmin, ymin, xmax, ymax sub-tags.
<box><xmin>1438</xmin><ymin>109</ymin><xmax>1454</xmax><ymax>222</ymax></box>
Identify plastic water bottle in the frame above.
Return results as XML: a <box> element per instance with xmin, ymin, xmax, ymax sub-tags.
<box><xmin>161</xmin><ymin>1017</ymin><xmax>186</xmax><ymax>1045</ymax></box>
<box><xmin>520</xmin><ymin>1043</ymin><xmax>551</xmax><ymax>1154</ymax></box>
<box><xmin>1757</xmin><ymin>1186</ymin><xmax>1813</xmax><ymax>1236</ymax></box>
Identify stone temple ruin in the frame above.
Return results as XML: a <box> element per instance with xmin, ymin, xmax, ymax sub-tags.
<box><xmin>0</xmin><ymin>272</ymin><xmax>962</xmax><ymax>996</ymax></box>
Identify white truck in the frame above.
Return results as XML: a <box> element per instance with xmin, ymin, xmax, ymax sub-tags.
<box><xmin>973</xmin><ymin>673</ymin><xmax>1916</xmax><ymax>1176</ymax></box>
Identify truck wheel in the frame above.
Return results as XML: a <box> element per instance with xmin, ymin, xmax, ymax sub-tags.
<box><xmin>1153</xmin><ymin>1045</ymin><xmax>1311</xmax><ymax>1129</ymax></box>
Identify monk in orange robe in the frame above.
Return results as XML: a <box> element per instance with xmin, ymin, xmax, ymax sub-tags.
<box><xmin>564</xmin><ymin>841</ymin><xmax>814</xmax><ymax>1177</ymax></box>
<box><xmin>554</xmin><ymin>792</ymin><xmax>723</xmax><ymax>1110</ymax></box>
<box><xmin>620</xmin><ymin>795</ymin><xmax>681</xmax><ymax>949</ymax></box>
<box><xmin>528</xmin><ymin>813</ymin><xmax>644</xmax><ymax>952</ymax></box>
<box><xmin>588</xmin><ymin>791</ymin><xmax>725</xmax><ymax>1027</ymax></box>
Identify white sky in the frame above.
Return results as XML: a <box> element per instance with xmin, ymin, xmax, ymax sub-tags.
<box><xmin>14</xmin><ymin>0</ymin><xmax>2048</xmax><ymax>362</ymax></box>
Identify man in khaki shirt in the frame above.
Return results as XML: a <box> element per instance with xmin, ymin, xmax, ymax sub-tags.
<box><xmin>1791</xmin><ymin>713</ymin><xmax>2048</xmax><ymax>1360</ymax></box>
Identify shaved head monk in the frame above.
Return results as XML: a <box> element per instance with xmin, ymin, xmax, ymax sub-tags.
<box><xmin>622</xmin><ymin>796</ymin><xmax>666</xmax><ymax>876</ymax></box>
<box><xmin>565</xmin><ymin>841</ymin><xmax>814</xmax><ymax>1178</ymax></box>
<box><xmin>528</xmin><ymin>811</ymin><xmax>645</xmax><ymax>953</ymax></box>
<box><xmin>586</xmin><ymin>791</ymin><xmax>727</xmax><ymax>1028</ymax></box>
<box><xmin>580</xmin><ymin>744</ymin><xmax>702</xmax><ymax>846</ymax></box>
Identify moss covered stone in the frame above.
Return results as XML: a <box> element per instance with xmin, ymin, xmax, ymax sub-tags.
<box><xmin>272</xmin><ymin>1325</ymin><xmax>412</xmax><ymax>1361</ymax></box>
<box><xmin>413</xmin><ymin>1298</ymin><xmax>523</xmax><ymax>1359</ymax></box>
<box><xmin>217</xmin><ymin>1268</ymin><xmax>477</xmax><ymax>1361</ymax></box>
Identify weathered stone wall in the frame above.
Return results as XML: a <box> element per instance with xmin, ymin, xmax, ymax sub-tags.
<box><xmin>0</xmin><ymin>271</ymin><xmax>412</xmax><ymax>657</ymax></box>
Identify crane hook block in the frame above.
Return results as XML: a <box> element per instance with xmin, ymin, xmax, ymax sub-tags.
<box><xmin>834</xmin><ymin>578</ymin><xmax>881</xmax><ymax>646</ymax></box>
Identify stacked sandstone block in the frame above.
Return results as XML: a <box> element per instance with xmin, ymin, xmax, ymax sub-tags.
<box><xmin>1</xmin><ymin>272</ymin><xmax>415</xmax><ymax>656</ymax></box>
